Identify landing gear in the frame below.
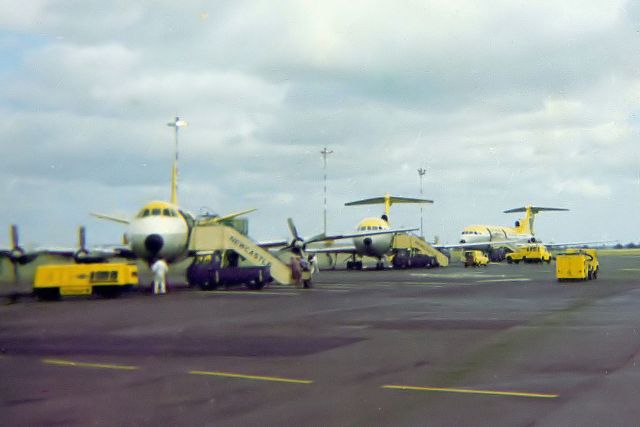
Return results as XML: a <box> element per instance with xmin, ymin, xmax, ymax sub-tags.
<box><xmin>375</xmin><ymin>261</ymin><xmax>385</xmax><ymax>270</ymax></box>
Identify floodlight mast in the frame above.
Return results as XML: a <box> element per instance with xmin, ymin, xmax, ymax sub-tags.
<box><xmin>417</xmin><ymin>167</ymin><xmax>427</xmax><ymax>237</ymax></box>
<box><xmin>167</xmin><ymin>117</ymin><xmax>188</xmax><ymax>205</ymax></box>
<box><xmin>321</xmin><ymin>147</ymin><xmax>334</xmax><ymax>235</ymax></box>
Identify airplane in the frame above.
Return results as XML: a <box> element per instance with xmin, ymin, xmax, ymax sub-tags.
<box><xmin>442</xmin><ymin>205</ymin><xmax>607</xmax><ymax>261</ymax></box>
<box><xmin>306</xmin><ymin>193</ymin><xmax>432</xmax><ymax>270</ymax></box>
<box><xmin>90</xmin><ymin>117</ymin><xmax>257</xmax><ymax>269</ymax></box>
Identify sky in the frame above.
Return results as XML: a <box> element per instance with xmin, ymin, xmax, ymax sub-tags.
<box><xmin>0</xmin><ymin>0</ymin><xmax>639</xmax><ymax>249</ymax></box>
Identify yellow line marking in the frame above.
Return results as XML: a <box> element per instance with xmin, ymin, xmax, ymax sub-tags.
<box><xmin>189</xmin><ymin>370</ymin><xmax>313</xmax><ymax>384</ymax></box>
<box><xmin>42</xmin><ymin>358</ymin><xmax>139</xmax><ymax>371</ymax></box>
<box><xmin>382</xmin><ymin>385</ymin><xmax>558</xmax><ymax>399</ymax></box>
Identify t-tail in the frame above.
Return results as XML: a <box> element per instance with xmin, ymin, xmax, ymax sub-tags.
<box><xmin>503</xmin><ymin>205</ymin><xmax>569</xmax><ymax>236</ymax></box>
<box><xmin>345</xmin><ymin>193</ymin><xmax>433</xmax><ymax>222</ymax></box>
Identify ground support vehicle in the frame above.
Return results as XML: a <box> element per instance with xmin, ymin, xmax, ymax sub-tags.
<box><xmin>506</xmin><ymin>244</ymin><xmax>552</xmax><ymax>264</ymax></box>
<box><xmin>556</xmin><ymin>249</ymin><xmax>599</xmax><ymax>282</ymax></box>
<box><xmin>390</xmin><ymin>234</ymin><xmax>449</xmax><ymax>269</ymax></box>
<box><xmin>33</xmin><ymin>263</ymin><xmax>139</xmax><ymax>300</ymax></box>
<box><xmin>463</xmin><ymin>250</ymin><xmax>489</xmax><ymax>267</ymax></box>
<box><xmin>187</xmin><ymin>252</ymin><xmax>273</xmax><ymax>290</ymax></box>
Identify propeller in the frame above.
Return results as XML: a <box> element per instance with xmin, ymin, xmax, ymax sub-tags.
<box><xmin>73</xmin><ymin>226</ymin><xmax>108</xmax><ymax>263</ymax></box>
<box><xmin>285</xmin><ymin>218</ymin><xmax>326</xmax><ymax>252</ymax></box>
<box><xmin>6</xmin><ymin>224</ymin><xmax>37</xmax><ymax>284</ymax></box>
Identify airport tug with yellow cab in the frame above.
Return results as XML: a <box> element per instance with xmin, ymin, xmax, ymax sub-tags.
<box><xmin>506</xmin><ymin>244</ymin><xmax>552</xmax><ymax>264</ymax></box>
<box><xmin>556</xmin><ymin>248</ymin><xmax>599</xmax><ymax>282</ymax></box>
<box><xmin>463</xmin><ymin>250</ymin><xmax>489</xmax><ymax>267</ymax></box>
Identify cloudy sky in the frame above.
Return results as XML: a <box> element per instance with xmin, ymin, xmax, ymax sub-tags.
<box><xmin>0</xmin><ymin>0</ymin><xmax>639</xmax><ymax>249</ymax></box>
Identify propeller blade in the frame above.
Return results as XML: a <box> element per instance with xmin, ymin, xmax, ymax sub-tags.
<box><xmin>10</xmin><ymin>224</ymin><xmax>19</xmax><ymax>250</ymax></box>
<box><xmin>12</xmin><ymin>259</ymin><xmax>19</xmax><ymax>284</ymax></box>
<box><xmin>305</xmin><ymin>233</ymin><xmax>327</xmax><ymax>244</ymax></box>
<box><xmin>287</xmin><ymin>218</ymin><xmax>301</xmax><ymax>241</ymax></box>
<box><xmin>78</xmin><ymin>226</ymin><xmax>86</xmax><ymax>252</ymax></box>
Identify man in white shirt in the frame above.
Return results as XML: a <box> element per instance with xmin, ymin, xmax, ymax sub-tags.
<box><xmin>151</xmin><ymin>258</ymin><xmax>169</xmax><ymax>295</ymax></box>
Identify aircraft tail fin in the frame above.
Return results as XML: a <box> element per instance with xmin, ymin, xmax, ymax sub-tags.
<box><xmin>504</xmin><ymin>205</ymin><xmax>568</xmax><ymax>235</ymax></box>
<box><xmin>345</xmin><ymin>193</ymin><xmax>433</xmax><ymax>218</ymax></box>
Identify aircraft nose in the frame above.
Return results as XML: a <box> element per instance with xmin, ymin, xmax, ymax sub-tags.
<box><xmin>363</xmin><ymin>237</ymin><xmax>373</xmax><ymax>246</ymax></box>
<box><xmin>145</xmin><ymin>234</ymin><xmax>164</xmax><ymax>255</ymax></box>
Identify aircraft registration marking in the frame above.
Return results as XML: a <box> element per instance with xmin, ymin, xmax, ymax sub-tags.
<box><xmin>382</xmin><ymin>384</ymin><xmax>558</xmax><ymax>399</ymax></box>
<box><xmin>42</xmin><ymin>358</ymin><xmax>139</xmax><ymax>371</ymax></box>
<box><xmin>189</xmin><ymin>370</ymin><xmax>313</xmax><ymax>384</ymax></box>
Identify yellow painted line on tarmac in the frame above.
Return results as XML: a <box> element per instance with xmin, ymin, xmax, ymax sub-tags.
<box><xmin>42</xmin><ymin>358</ymin><xmax>139</xmax><ymax>371</ymax></box>
<box><xmin>189</xmin><ymin>370</ymin><xmax>313</xmax><ymax>384</ymax></box>
<box><xmin>382</xmin><ymin>384</ymin><xmax>558</xmax><ymax>399</ymax></box>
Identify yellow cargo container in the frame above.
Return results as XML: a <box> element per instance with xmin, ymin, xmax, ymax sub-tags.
<box><xmin>34</xmin><ymin>263</ymin><xmax>139</xmax><ymax>300</ymax></box>
<box><xmin>556</xmin><ymin>249</ymin><xmax>599</xmax><ymax>282</ymax></box>
<box><xmin>506</xmin><ymin>244</ymin><xmax>552</xmax><ymax>264</ymax></box>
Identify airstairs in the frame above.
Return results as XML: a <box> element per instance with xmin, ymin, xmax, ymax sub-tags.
<box><xmin>189</xmin><ymin>225</ymin><xmax>294</xmax><ymax>285</ymax></box>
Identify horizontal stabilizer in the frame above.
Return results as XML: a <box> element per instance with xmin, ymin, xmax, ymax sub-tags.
<box><xmin>345</xmin><ymin>196</ymin><xmax>433</xmax><ymax>206</ymax></box>
<box><xmin>503</xmin><ymin>206</ymin><xmax>568</xmax><ymax>214</ymax></box>
<box><xmin>91</xmin><ymin>213</ymin><xmax>131</xmax><ymax>225</ymax></box>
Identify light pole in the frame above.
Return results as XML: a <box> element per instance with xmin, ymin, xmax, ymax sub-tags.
<box><xmin>167</xmin><ymin>116</ymin><xmax>188</xmax><ymax>205</ymax></box>
<box><xmin>320</xmin><ymin>147</ymin><xmax>333</xmax><ymax>235</ymax></box>
<box><xmin>417</xmin><ymin>167</ymin><xmax>427</xmax><ymax>237</ymax></box>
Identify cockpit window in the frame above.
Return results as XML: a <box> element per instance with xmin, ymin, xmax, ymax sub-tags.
<box><xmin>162</xmin><ymin>208</ymin><xmax>171</xmax><ymax>217</ymax></box>
<box><xmin>137</xmin><ymin>209</ymin><xmax>151</xmax><ymax>218</ymax></box>
<box><xmin>152</xmin><ymin>208</ymin><xmax>161</xmax><ymax>216</ymax></box>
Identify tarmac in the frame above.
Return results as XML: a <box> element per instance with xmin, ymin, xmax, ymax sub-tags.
<box><xmin>1</xmin><ymin>253</ymin><xmax>640</xmax><ymax>426</ymax></box>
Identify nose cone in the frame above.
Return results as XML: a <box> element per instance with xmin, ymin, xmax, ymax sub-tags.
<box><xmin>145</xmin><ymin>234</ymin><xmax>164</xmax><ymax>255</ymax></box>
<box><xmin>363</xmin><ymin>237</ymin><xmax>373</xmax><ymax>246</ymax></box>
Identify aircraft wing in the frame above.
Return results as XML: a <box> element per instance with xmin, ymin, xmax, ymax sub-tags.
<box><xmin>91</xmin><ymin>213</ymin><xmax>131</xmax><ymax>225</ymax></box>
<box><xmin>306</xmin><ymin>245</ymin><xmax>357</xmax><ymax>255</ymax></box>
<box><xmin>540</xmin><ymin>240</ymin><xmax>617</xmax><ymax>248</ymax></box>
<box><xmin>256</xmin><ymin>239</ymin><xmax>290</xmax><ymax>249</ymax></box>
<box><xmin>198</xmin><ymin>208</ymin><xmax>257</xmax><ymax>226</ymax></box>
<box><xmin>434</xmin><ymin>240</ymin><xmax>520</xmax><ymax>250</ymax></box>
<box><xmin>320</xmin><ymin>227</ymin><xmax>418</xmax><ymax>242</ymax></box>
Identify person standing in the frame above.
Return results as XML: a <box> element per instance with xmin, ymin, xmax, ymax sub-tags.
<box><xmin>290</xmin><ymin>253</ymin><xmax>302</xmax><ymax>288</ymax></box>
<box><xmin>308</xmin><ymin>254</ymin><xmax>319</xmax><ymax>275</ymax></box>
<box><xmin>151</xmin><ymin>258</ymin><xmax>169</xmax><ymax>295</ymax></box>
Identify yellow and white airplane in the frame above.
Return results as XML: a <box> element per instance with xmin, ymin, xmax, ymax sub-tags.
<box><xmin>443</xmin><ymin>204</ymin><xmax>607</xmax><ymax>261</ymax></box>
<box><xmin>307</xmin><ymin>193</ymin><xmax>431</xmax><ymax>269</ymax></box>
<box><xmin>90</xmin><ymin>117</ymin><xmax>256</xmax><ymax>268</ymax></box>
<box><xmin>2</xmin><ymin>118</ymin><xmax>257</xmax><ymax>282</ymax></box>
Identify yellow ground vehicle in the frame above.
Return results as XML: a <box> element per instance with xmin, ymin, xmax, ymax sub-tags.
<box><xmin>556</xmin><ymin>249</ymin><xmax>599</xmax><ymax>282</ymax></box>
<box><xmin>33</xmin><ymin>263</ymin><xmax>139</xmax><ymax>300</ymax></box>
<box><xmin>506</xmin><ymin>244</ymin><xmax>552</xmax><ymax>264</ymax></box>
<box><xmin>463</xmin><ymin>250</ymin><xmax>489</xmax><ymax>267</ymax></box>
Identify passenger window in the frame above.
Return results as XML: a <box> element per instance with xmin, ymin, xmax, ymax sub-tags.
<box><xmin>162</xmin><ymin>209</ymin><xmax>171</xmax><ymax>217</ymax></box>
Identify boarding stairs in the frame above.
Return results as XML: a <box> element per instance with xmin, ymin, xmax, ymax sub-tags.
<box><xmin>188</xmin><ymin>224</ymin><xmax>294</xmax><ymax>285</ymax></box>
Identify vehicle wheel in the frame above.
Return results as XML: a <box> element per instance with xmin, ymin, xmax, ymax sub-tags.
<box><xmin>514</xmin><ymin>260</ymin><xmax>520</xmax><ymax>264</ymax></box>
<box><xmin>303</xmin><ymin>279</ymin><xmax>312</xmax><ymax>289</ymax></box>
<box><xmin>356</xmin><ymin>261</ymin><xmax>363</xmax><ymax>270</ymax></box>
<box><xmin>35</xmin><ymin>287</ymin><xmax>61</xmax><ymax>301</ymax></box>
<box><xmin>346</xmin><ymin>261</ymin><xmax>353</xmax><ymax>270</ymax></box>
<box><xmin>593</xmin><ymin>269</ymin><xmax>598</xmax><ymax>279</ymax></box>
<box><xmin>247</xmin><ymin>281</ymin><xmax>265</xmax><ymax>290</ymax></box>
<box><xmin>207</xmin><ymin>280</ymin><xmax>218</xmax><ymax>290</ymax></box>
<box><xmin>507</xmin><ymin>258</ymin><xmax>512</xmax><ymax>264</ymax></box>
